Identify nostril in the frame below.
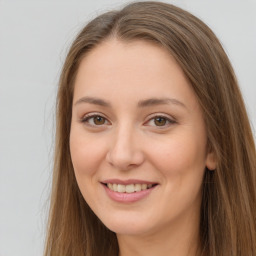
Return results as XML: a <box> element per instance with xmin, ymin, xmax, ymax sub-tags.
<box><xmin>106</xmin><ymin>142</ymin><xmax>145</xmax><ymax>170</ymax></box>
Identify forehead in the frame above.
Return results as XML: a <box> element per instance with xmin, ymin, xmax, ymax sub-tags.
<box><xmin>73</xmin><ymin>38</ymin><xmax>199</xmax><ymax>110</ymax></box>
<box><xmin>78</xmin><ymin>39</ymin><xmax>176</xmax><ymax>74</ymax></box>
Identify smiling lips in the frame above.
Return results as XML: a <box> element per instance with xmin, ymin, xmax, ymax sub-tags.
<box><xmin>102</xmin><ymin>180</ymin><xmax>158</xmax><ymax>203</ymax></box>
<box><xmin>107</xmin><ymin>183</ymin><xmax>153</xmax><ymax>193</ymax></box>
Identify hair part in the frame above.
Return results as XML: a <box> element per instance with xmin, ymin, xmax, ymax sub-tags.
<box><xmin>44</xmin><ymin>2</ymin><xmax>256</xmax><ymax>256</ymax></box>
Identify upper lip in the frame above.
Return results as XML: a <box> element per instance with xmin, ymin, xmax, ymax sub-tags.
<box><xmin>101</xmin><ymin>179</ymin><xmax>158</xmax><ymax>185</ymax></box>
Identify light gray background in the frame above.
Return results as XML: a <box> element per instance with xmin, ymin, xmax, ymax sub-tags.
<box><xmin>0</xmin><ymin>0</ymin><xmax>255</xmax><ymax>255</ymax></box>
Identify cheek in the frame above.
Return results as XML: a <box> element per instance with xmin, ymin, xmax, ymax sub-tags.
<box><xmin>146</xmin><ymin>131</ymin><xmax>207</xmax><ymax>185</ymax></box>
<box><xmin>69</xmin><ymin>127</ymin><xmax>106</xmax><ymax>207</ymax></box>
<box><xmin>69</xmin><ymin>127</ymin><xmax>106</xmax><ymax>178</ymax></box>
<box><xmin>147</xmin><ymin>134</ymin><xmax>206</xmax><ymax>216</ymax></box>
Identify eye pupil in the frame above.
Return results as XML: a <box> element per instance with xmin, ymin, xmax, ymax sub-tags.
<box><xmin>94</xmin><ymin>116</ymin><xmax>105</xmax><ymax>125</ymax></box>
<box><xmin>154</xmin><ymin>117</ymin><xmax>166</xmax><ymax>126</ymax></box>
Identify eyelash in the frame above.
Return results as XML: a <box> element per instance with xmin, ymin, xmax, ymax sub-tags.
<box><xmin>81</xmin><ymin>113</ymin><xmax>110</xmax><ymax>127</ymax></box>
<box><xmin>144</xmin><ymin>115</ymin><xmax>176</xmax><ymax>128</ymax></box>
<box><xmin>80</xmin><ymin>113</ymin><xmax>176</xmax><ymax>128</ymax></box>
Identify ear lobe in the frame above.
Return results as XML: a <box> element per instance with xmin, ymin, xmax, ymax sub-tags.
<box><xmin>206</xmin><ymin>151</ymin><xmax>217</xmax><ymax>170</ymax></box>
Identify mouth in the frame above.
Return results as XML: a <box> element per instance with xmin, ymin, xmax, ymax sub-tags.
<box><xmin>101</xmin><ymin>181</ymin><xmax>158</xmax><ymax>193</ymax></box>
<box><xmin>101</xmin><ymin>180</ymin><xmax>158</xmax><ymax>203</ymax></box>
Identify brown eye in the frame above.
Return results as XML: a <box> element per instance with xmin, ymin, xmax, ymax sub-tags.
<box><xmin>154</xmin><ymin>117</ymin><xmax>167</xmax><ymax>126</ymax></box>
<box><xmin>93</xmin><ymin>116</ymin><xmax>106</xmax><ymax>125</ymax></box>
<box><xmin>145</xmin><ymin>115</ymin><xmax>175</xmax><ymax>128</ymax></box>
<box><xmin>82</xmin><ymin>114</ymin><xmax>108</xmax><ymax>126</ymax></box>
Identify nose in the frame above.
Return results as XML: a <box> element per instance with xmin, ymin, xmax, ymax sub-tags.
<box><xmin>106</xmin><ymin>125</ymin><xmax>145</xmax><ymax>171</ymax></box>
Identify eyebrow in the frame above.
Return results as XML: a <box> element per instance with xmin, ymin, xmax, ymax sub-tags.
<box><xmin>74</xmin><ymin>96</ymin><xmax>111</xmax><ymax>107</ymax></box>
<box><xmin>74</xmin><ymin>96</ymin><xmax>186</xmax><ymax>109</ymax></box>
<box><xmin>138</xmin><ymin>98</ymin><xmax>186</xmax><ymax>108</ymax></box>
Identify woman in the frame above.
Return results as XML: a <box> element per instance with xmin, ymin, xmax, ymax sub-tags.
<box><xmin>44</xmin><ymin>1</ymin><xmax>256</xmax><ymax>255</ymax></box>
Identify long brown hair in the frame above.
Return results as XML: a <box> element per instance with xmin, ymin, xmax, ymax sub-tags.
<box><xmin>44</xmin><ymin>2</ymin><xmax>256</xmax><ymax>255</ymax></box>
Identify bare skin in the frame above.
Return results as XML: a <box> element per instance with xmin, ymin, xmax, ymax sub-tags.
<box><xmin>117</xmin><ymin>204</ymin><xmax>201</xmax><ymax>256</ymax></box>
<box><xmin>70</xmin><ymin>39</ymin><xmax>216</xmax><ymax>256</ymax></box>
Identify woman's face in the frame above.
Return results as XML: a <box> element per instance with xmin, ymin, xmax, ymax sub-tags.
<box><xmin>70</xmin><ymin>39</ymin><xmax>216</xmax><ymax>237</ymax></box>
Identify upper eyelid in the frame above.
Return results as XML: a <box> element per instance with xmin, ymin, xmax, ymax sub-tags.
<box><xmin>81</xmin><ymin>112</ymin><xmax>108</xmax><ymax>120</ymax></box>
<box><xmin>80</xmin><ymin>112</ymin><xmax>176</xmax><ymax>124</ymax></box>
<box><xmin>145</xmin><ymin>113</ymin><xmax>176</xmax><ymax>122</ymax></box>
<box><xmin>80</xmin><ymin>112</ymin><xmax>111</xmax><ymax>125</ymax></box>
<box><xmin>143</xmin><ymin>114</ymin><xmax>177</xmax><ymax>128</ymax></box>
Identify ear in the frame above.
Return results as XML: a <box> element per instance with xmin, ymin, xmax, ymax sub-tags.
<box><xmin>206</xmin><ymin>151</ymin><xmax>217</xmax><ymax>170</ymax></box>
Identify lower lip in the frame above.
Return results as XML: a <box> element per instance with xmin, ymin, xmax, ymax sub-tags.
<box><xmin>102</xmin><ymin>184</ymin><xmax>157</xmax><ymax>203</ymax></box>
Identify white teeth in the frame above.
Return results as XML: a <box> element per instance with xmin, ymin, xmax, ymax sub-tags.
<box><xmin>108</xmin><ymin>183</ymin><xmax>113</xmax><ymax>190</ymax></box>
<box><xmin>113</xmin><ymin>184</ymin><xmax>118</xmax><ymax>191</ymax></box>
<box><xmin>107</xmin><ymin>183</ymin><xmax>154</xmax><ymax>193</ymax></box>
<box><xmin>125</xmin><ymin>184</ymin><xmax>135</xmax><ymax>193</ymax></box>
<box><xmin>117</xmin><ymin>184</ymin><xmax>126</xmax><ymax>193</ymax></box>
<box><xmin>134</xmin><ymin>184</ymin><xmax>142</xmax><ymax>192</ymax></box>
<box><xmin>141</xmin><ymin>184</ymin><xmax>147</xmax><ymax>190</ymax></box>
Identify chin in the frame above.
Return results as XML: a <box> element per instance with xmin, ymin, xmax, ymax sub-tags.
<box><xmin>107</xmin><ymin>223</ymin><xmax>148</xmax><ymax>236</ymax></box>
<box><xmin>100</xmin><ymin>214</ymin><xmax>156</xmax><ymax>236</ymax></box>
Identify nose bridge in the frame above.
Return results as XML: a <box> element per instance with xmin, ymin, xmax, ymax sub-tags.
<box><xmin>107</xmin><ymin>121</ymin><xmax>144</xmax><ymax>170</ymax></box>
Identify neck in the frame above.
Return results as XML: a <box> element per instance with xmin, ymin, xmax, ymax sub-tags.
<box><xmin>117</xmin><ymin>211</ymin><xmax>201</xmax><ymax>256</ymax></box>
